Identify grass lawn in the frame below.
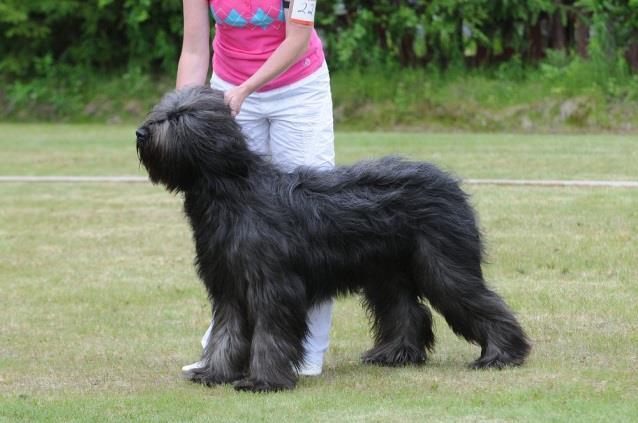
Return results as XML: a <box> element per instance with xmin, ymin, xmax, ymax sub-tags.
<box><xmin>1</xmin><ymin>123</ymin><xmax>637</xmax><ymax>181</ymax></box>
<box><xmin>1</xmin><ymin>125</ymin><xmax>637</xmax><ymax>421</ymax></box>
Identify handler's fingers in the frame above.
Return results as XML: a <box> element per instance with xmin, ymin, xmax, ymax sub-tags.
<box><xmin>229</xmin><ymin>100</ymin><xmax>239</xmax><ymax>117</ymax></box>
<box><xmin>223</xmin><ymin>93</ymin><xmax>238</xmax><ymax>117</ymax></box>
<box><xmin>232</xmin><ymin>100</ymin><xmax>243</xmax><ymax>117</ymax></box>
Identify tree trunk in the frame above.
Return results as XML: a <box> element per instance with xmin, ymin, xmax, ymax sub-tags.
<box><xmin>574</xmin><ymin>11</ymin><xmax>590</xmax><ymax>58</ymax></box>
<box><xmin>528</xmin><ymin>21</ymin><xmax>545</xmax><ymax>61</ymax></box>
<box><xmin>399</xmin><ymin>34</ymin><xmax>415</xmax><ymax>66</ymax></box>
<box><xmin>626</xmin><ymin>43</ymin><xmax>638</xmax><ymax>73</ymax></box>
<box><xmin>474</xmin><ymin>44</ymin><xmax>490</xmax><ymax>67</ymax></box>
<box><xmin>550</xmin><ymin>11</ymin><xmax>566</xmax><ymax>50</ymax></box>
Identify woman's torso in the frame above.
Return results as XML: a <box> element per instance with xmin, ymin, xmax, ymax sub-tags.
<box><xmin>209</xmin><ymin>0</ymin><xmax>325</xmax><ymax>91</ymax></box>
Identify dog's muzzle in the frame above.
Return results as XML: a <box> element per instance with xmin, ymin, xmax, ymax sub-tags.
<box><xmin>136</xmin><ymin>127</ymin><xmax>149</xmax><ymax>145</ymax></box>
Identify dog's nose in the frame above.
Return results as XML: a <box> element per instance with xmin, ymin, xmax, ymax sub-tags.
<box><xmin>136</xmin><ymin>127</ymin><xmax>149</xmax><ymax>143</ymax></box>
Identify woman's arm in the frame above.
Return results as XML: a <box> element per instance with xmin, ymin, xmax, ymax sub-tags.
<box><xmin>176</xmin><ymin>0</ymin><xmax>211</xmax><ymax>89</ymax></box>
<box><xmin>225</xmin><ymin>1</ymin><xmax>315</xmax><ymax>115</ymax></box>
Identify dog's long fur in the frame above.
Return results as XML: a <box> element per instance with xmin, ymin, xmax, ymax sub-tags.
<box><xmin>137</xmin><ymin>86</ymin><xmax>530</xmax><ymax>392</ymax></box>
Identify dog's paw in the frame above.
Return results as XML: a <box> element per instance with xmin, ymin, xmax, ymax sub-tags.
<box><xmin>186</xmin><ymin>372</ymin><xmax>227</xmax><ymax>387</ymax></box>
<box><xmin>470</xmin><ymin>344</ymin><xmax>524</xmax><ymax>370</ymax></box>
<box><xmin>361</xmin><ymin>344</ymin><xmax>426</xmax><ymax>367</ymax></box>
<box><xmin>233</xmin><ymin>378</ymin><xmax>294</xmax><ymax>393</ymax></box>
<box><xmin>184</xmin><ymin>367</ymin><xmax>241</xmax><ymax>386</ymax></box>
<box><xmin>470</xmin><ymin>356</ymin><xmax>507</xmax><ymax>370</ymax></box>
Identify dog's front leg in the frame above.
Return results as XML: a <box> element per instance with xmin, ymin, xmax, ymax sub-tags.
<box><xmin>186</xmin><ymin>298</ymin><xmax>250</xmax><ymax>386</ymax></box>
<box><xmin>234</xmin><ymin>279</ymin><xmax>308</xmax><ymax>393</ymax></box>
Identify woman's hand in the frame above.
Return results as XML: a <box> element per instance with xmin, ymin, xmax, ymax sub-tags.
<box><xmin>224</xmin><ymin>85</ymin><xmax>251</xmax><ymax>117</ymax></box>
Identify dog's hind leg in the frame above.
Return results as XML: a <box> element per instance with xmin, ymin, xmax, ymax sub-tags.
<box><xmin>185</xmin><ymin>298</ymin><xmax>250</xmax><ymax>386</ymax></box>
<box><xmin>233</xmin><ymin>275</ymin><xmax>308</xmax><ymax>393</ymax></box>
<box><xmin>361</xmin><ymin>277</ymin><xmax>435</xmax><ymax>367</ymax></box>
<box><xmin>414</xmin><ymin>238</ymin><xmax>531</xmax><ymax>369</ymax></box>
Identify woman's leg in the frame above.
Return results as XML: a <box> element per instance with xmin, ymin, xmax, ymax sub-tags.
<box><xmin>266</xmin><ymin>64</ymin><xmax>335</xmax><ymax>172</ymax></box>
<box><xmin>266</xmin><ymin>63</ymin><xmax>335</xmax><ymax>374</ymax></box>
<box><xmin>183</xmin><ymin>76</ymin><xmax>271</xmax><ymax>375</ymax></box>
<box><xmin>187</xmin><ymin>70</ymin><xmax>334</xmax><ymax>376</ymax></box>
<box><xmin>199</xmin><ymin>73</ymin><xmax>271</xmax><ymax>342</ymax></box>
<box><xmin>301</xmin><ymin>301</ymin><xmax>333</xmax><ymax>375</ymax></box>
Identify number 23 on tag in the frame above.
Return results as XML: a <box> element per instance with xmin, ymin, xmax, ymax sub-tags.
<box><xmin>290</xmin><ymin>0</ymin><xmax>316</xmax><ymax>26</ymax></box>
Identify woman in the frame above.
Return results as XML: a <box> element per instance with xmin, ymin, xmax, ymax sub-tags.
<box><xmin>177</xmin><ymin>0</ymin><xmax>334</xmax><ymax>377</ymax></box>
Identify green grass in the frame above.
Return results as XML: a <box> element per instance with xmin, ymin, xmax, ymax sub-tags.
<box><xmin>1</xmin><ymin>124</ymin><xmax>637</xmax><ymax>180</ymax></box>
<box><xmin>3</xmin><ymin>59</ymin><xmax>638</xmax><ymax>131</ymax></box>
<box><xmin>330</xmin><ymin>61</ymin><xmax>638</xmax><ymax>132</ymax></box>
<box><xmin>1</xmin><ymin>126</ymin><xmax>637</xmax><ymax>421</ymax></box>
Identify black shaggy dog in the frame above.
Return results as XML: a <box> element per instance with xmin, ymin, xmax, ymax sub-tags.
<box><xmin>136</xmin><ymin>86</ymin><xmax>530</xmax><ymax>392</ymax></box>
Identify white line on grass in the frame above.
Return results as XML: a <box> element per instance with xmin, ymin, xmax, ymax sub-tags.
<box><xmin>0</xmin><ymin>175</ymin><xmax>637</xmax><ymax>188</ymax></box>
<box><xmin>0</xmin><ymin>176</ymin><xmax>148</xmax><ymax>183</ymax></box>
<box><xmin>463</xmin><ymin>179</ymin><xmax>638</xmax><ymax>188</ymax></box>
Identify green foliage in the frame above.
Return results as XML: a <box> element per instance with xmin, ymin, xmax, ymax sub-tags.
<box><xmin>576</xmin><ymin>0</ymin><xmax>638</xmax><ymax>48</ymax></box>
<box><xmin>316</xmin><ymin>0</ymin><xmax>551</xmax><ymax>69</ymax></box>
<box><xmin>0</xmin><ymin>0</ymin><xmax>182</xmax><ymax>78</ymax></box>
<box><xmin>316</xmin><ymin>0</ymin><xmax>637</xmax><ymax>71</ymax></box>
<box><xmin>1</xmin><ymin>0</ymin><xmax>637</xmax><ymax>80</ymax></box>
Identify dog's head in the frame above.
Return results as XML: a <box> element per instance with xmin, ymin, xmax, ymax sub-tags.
<box><xmin>136</xmin><ymin>85</ymin><xmax>247</xmax><ymax>192</ymax></box>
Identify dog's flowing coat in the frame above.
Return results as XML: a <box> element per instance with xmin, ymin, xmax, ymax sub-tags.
<box><xmin>137</xmin><ymin>86</ymin><xmax>530</xmax><ymax>392</ymax></box>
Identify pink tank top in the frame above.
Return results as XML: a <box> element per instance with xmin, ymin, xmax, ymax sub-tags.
<box><xmin>209</xmin><ymin>0</ymin><xmax>325</xmax><ymax>92</ymax></box>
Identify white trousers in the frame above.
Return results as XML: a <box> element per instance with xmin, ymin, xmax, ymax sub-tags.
<box><xmin>202</xmin><ymin>62</ymin><xmax>335</xmax><ymax>369</ymax></box>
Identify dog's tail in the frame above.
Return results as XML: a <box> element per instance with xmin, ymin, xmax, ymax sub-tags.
<box><xmin>411</xmin><ymin>212</ymin><xmax>531</xmax><ymax>368</ymax></box>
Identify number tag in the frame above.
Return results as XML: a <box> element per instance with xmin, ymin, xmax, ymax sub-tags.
<box><xmin>290</xmin><ymin>0</ymin><xmax>316</xmax><ymax>26</ymax></box>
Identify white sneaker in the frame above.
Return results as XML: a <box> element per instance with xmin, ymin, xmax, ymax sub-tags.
<box><xmin>181</xmin><ymin>360</ymin><xmax>206</xmax><ymax>378</ymax></box>
<box><xmin>297</xmin><ymin>361</ymin><xmax>323</xmax><ymax>376</ymax></box>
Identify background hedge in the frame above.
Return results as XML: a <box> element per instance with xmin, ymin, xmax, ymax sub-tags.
<box><xmin>1</xmin><ymin>0</ymin><xmax>637</xmax><ymax>79</ymax></box>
